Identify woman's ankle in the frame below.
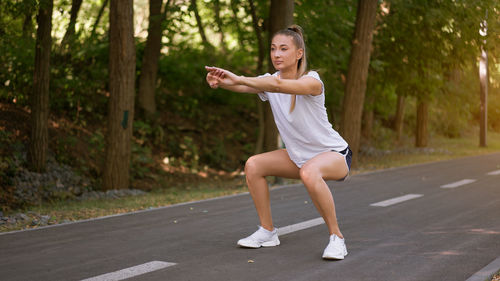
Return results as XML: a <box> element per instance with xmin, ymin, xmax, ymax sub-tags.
<box><xmin>329</xmin><ymin>230</ymin><xmax>343</xmax><ymax>239</ymax></box>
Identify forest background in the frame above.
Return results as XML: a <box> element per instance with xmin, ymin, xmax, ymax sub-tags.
<box><xmin>1</xmin><ymin>0</ymin><xmax>500</xmax><ymax>214</ymax></box>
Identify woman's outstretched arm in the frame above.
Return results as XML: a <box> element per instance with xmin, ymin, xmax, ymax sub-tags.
<box><xmin>206</xmin><ymin>66</ymin><xmax>322</xmax><ymax>96</ymax></box>
<box><xmin>206</xmin><ymin>67</ymin><xmax>260</xmax><ymax>94</ymax></box>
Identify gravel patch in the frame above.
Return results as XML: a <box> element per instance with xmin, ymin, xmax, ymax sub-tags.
<box><xmin>2</xmin><ymin>152</ymin><xmax>146</xmax><ymax>229</ymax></box>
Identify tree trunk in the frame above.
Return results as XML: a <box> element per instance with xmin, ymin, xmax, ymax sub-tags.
<box><xmin>91</xmin><ymin>0</ymin><xmax>109</xmax><ymax>39</ymax></box>
<box><xmin>340</xmin><ymin>0</ymin><xmax>378</xmax><ymax>166</ymax></box>
<box><xmin>394</xmin><ymin>94</ymin><xmax>405</xmax><ymax>142</ymax></box>
<box><xmin>61</xmin><ymin>0</ymin><xmax>83</xmax><ymax>49</ymax></box>
<box><xmin>28</xmin><ymin>0</ymin><xmax>53</xmax><ymax>173</ymax></box>
<box><xmin>264</xmin><ymin>0</ymin><xmax>294</xmax><ymax>152</ymax></box>
<box><xmin>231</xmin><ymin>0</ymin><xmax>245</xmax><ymax>47</ymax></box>
<box><xmin>138</xmin><ymin>0</ymin><xmax>170</xmax><ymax>119</ymax></box>
<box><xmin>103</xmin><ymin>0</ymin><xmax>136</xmax><ymax>190</ymax></box>
<box><xmin>213</xmin><ymin>0</ymin><xmax>227</xmax><ymax>53</ymax></box>
<box><xmin>190</xmin><ymin>0</ymin><xmax>210</xmax><ymax>48</ymax></box>
<box><xmin>268</xmin><ymin>0</ymin><xmax>294</xmax><ymax>52</ymax></box>
<box><xmin>415</xmin><ymin>100</ymin><xmax>428</xmax><ymax>147</ymax></box>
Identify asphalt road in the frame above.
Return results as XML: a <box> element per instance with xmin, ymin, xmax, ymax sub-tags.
<box><xmin>1</xmin><ymin>153</ymin><xmax>500</xmax><ymax>281</ymax></box>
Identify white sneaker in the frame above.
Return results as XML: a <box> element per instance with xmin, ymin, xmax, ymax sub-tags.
<box><xmin>237</xmin><ymin>226</ymin><xmax>280</xmax><ymax>248</ymax></box>
<box><xmin>322</xmin><ymin>234</ymin><xmax>348</xmax><ymax>260</ymax></box>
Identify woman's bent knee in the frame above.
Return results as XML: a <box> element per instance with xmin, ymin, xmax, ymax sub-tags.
<box><xmin>245</xmin><ymin>155</ymin><xmax>262</xmax><ymax>180</ymax></box>
<box><xmin>300</xmin><ymin>165</ymin><xmax>321</xmax><ymax>190</ymax></box>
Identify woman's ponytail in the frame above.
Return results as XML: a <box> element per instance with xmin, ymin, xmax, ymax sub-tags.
<box><xmin>285</xmin><ymin>25</ymin><xmax>307</xmax><ymax>79</ymax></box>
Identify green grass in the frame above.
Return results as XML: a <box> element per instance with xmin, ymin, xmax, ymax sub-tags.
<box><xmin>0</xmin><ymin>182</ymin><xmax>249</xmax><ymax>232</ymax></box>
<box><xmin>356</xmin><ymin>130</ymin><xmax>500</xmax><ymax>173</ymax></box>
<box><xmin>1</xmin><ymin>130</ymin><xmax>500</xmax><ymax>233</ymax></box>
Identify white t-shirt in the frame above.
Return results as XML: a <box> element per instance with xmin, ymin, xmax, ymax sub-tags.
<box><xmin>258</xmin><ymin>71</ymin><xmax>348</xmax><ymax>168</ymax></box>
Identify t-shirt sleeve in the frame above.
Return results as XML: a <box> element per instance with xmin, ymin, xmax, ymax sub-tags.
<box><xmin>257</xmin><ymin>73</ymin><xmax>271</xmax><ymax>101</ymax></box>
<box><xmin>305</xmin><ymin>71</ymin><xmax>325</xmax><ymax>95</ymax></box>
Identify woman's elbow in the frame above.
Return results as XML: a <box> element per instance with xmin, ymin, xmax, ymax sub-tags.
<box><xmin>272</xmin><ymin>76</ymin><xmax>282</xmax><ymax>92</ymax></box>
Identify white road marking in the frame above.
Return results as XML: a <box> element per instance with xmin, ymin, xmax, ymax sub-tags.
<box><xmin>465</xmin><ymin>256</ymin><xmax>500</xmax><ymax>281</ymax></box>
<box><xmin>279</xmin><ymin>194</ymin><xmax>426</xmax><ymax>234</ymax></box>
<box><xmin>277</xmin><ymin>217</ymin><xmax>325</xmax><ymax>236</ymax></box>
<box><xmin>487</xmin><ymin>170</ymin><xmax>500</xmax><ymax>176</ymax></box>
<box><xmin>370</xmin><ymin>194</ymin><xmax>423</xmax><ymax>207</ymax></box>
<box><xmin>440</xmin><ymin>179</ymin><xmax>476</xmax><ymax>188</ymax></box>
<box><xmin>81</xmin><ymin>261</ymin><xmax>176</xmax><ymax>281</ymax></box>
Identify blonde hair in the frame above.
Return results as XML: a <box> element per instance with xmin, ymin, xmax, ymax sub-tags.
<box><xmin>273</xmin><ymin>24</ymin><xmax>308</xmax><ymax>112</ymax></box>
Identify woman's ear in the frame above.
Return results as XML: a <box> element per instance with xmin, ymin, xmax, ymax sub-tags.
<box><xmin>296</xmin><ymin>48</ymin><xmax>304</xmax><ymax>60</ymax></box>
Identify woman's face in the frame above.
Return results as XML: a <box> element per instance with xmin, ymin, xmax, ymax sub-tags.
<box><xmin>270</xmin><ymin>34</ymin><xmax>303</xmax><ymax>72</ymax></box>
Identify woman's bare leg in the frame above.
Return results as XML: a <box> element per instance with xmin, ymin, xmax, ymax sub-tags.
<box><xmin>244</xmin><ymin>149</ymin><xmax>300</xmax><ymax>231</ymax></box>
<box><xmin>299</xmin><ymin>151</ymin><xmax>348</xmax><ymax>238</ymax></box>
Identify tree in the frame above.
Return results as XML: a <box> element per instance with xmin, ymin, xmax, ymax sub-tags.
<box><xmin>60</xmin><ymin>0</ymin><xmax>83</xmax><ymax>50</ymax></box>
<box><xmin>230</xmin><ymin>0</ymin><xmax>245</xmax><ymax>47</ymax></box>
<box><xmin>415</xmin><ymin>97</ymin><xmax>428</xmax><ymax>147</ymax></box>
<box><xmin>190</xmin><ymin>0</ymin><xmax>210</xmax><ymax>49</ymax></box>
<box><xmin>340</xmin><ymin>0</ymin><xmax>378</xmax><ymax>164</ymax></box>
<box><xmin>393</xmin><ymin>93</ymin><xmax>405</xmax><ymax>142</ymax></box>
<box><xmin>103</xmin><ymin>0</ymin><xmax>136</xmax><ymax>190</ymax></box>
<box><xmin>90</xmin><ymin>0</ymin><xmax>109</xmax><ymax>39</ymax></box>
<box><xmin>28</xmin><ymin>0</ymin><xmax>53</xmax><ymax>173</ymax></box>
<box><xmin>138</xmin><ymin>0</ymin><xmax>171</xmax><ymax>119</ymax></box>
<box><xmin>374</xmin><ymin>0</ymin><xmax>498</xmax><ymax>147</ymax></box>
<box><xmin>213</xmin><ymin>0</ymin><xmax>227</xmax><ymax>53</ymax></box>
<box><xmin>264</xmin><ymin>0</ymin><xmax>294</xmax><ymax>152</ymax></box>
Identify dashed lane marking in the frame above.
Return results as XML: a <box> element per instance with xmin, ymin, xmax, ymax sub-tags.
<box><xmin>487</xmin><ymin>170</ymin><xmax>500</xmax><ymax>176</ymax></box>
<box><xmin>80</xmin><ymin>261</ymin><xmax>176</xmax><ymax>281</ymax></box>
<box><xmin>279</xmin><ymin>194</ymin><xmax>425</xmax><ymax>232</ymax></box>
<box><xmin>440</xmin><ymin>179</ymin><xmax>477</xmax><ymax>189</ymax></box>
<box><xmin>277</xmin><ymin>217</ymin><xmax>325</xmax><ymax>236</ymax></box>
<box><xmin>370</xmin><ymin>194</ymin><xmax>424</xmax><ymax>207</ymax></box>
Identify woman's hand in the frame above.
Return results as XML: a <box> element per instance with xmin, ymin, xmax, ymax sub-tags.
<box><xmin>205</xmin><ymin>66</ymin><xmax>241</xmax><ymax>87</ymax></box>
<box><xmin>203</xmin><ymin>66</ymin><xmax>261</xmax><ymax>94</ymax></box>
<box><xmin>206</xmin><ymin>71</ymin><xmax>219</xmax><ymax>89</ymax></box>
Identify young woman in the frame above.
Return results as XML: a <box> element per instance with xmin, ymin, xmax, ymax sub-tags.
<box><xmin>205</xmin><ymin>25</ymin><xmax>352</xmax><ymax>260</ymax></box>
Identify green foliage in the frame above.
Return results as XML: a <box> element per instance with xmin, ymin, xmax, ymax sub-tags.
<box><xmin>130</xmin><ymin>142</ymin><xmax>154</xmax><ymax>180</ymax></box>
<box><xmin>179</xmin><ymin>136</ymin><xmax>200</xmax><ymax>171</ymax></box>
<box><xmin>0</xmin><ymin>131</ymin><xmax>17</xmax><ymax>185</ymax></box>
<box><xmin>367</xmin><ymin>0</ymin><xmax>500</xmax><ymax>143</ymax></box>
<box><xmin>0</xmin><ymin>129</ymin><xmax>25</xmax><ymax>211</ymax></box>
<box><xmin>87</xmin><ymin>129</ymin><xmax>105</xmax><ymax>178</ymax></box>
<box><xmin>489</xmin><ymin>92</ymin><xmax>500</xmax><ymax>131</ymax></box>
<box><xmin>0</xmin><ymin>0</ymin><xmax>36</xmax><ymax>105</ymax></box>
<box><xmin>51</xmin><ymin>39</ymin><xmax>110</xmax><ymax>124</ymax></box>
<box><xmin>53</xmin><ymin>135</ymin><xmax>78</xmax><ymax>164</ymax></box>
<box><xmin>134</xmin><ymin>120</ymin><xmax>165</xmax><ymax>147</ymax></box>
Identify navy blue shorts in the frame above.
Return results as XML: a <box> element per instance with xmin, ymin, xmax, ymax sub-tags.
<box><xmin>333</xmin><ymin>146</ymin><xmax>352</xmax><ymax>181</ymax></box>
